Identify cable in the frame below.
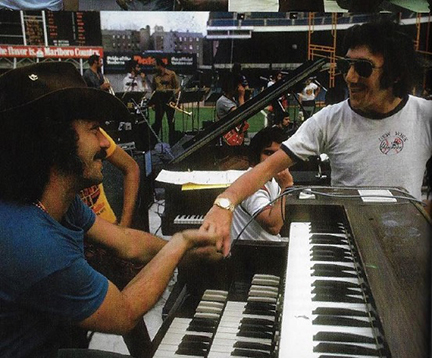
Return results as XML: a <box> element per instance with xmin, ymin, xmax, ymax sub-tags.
<box><xmin>303</xmin><ymin>186</ymin><xmax>424</xmax><ymax>205</ymax></box>
<box><xmin>229</xmin><ymin>186</ymin><xmax>304</xmax><ymax>254</ymax></box>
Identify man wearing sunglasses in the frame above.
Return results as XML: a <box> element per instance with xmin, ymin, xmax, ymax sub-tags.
<box><xmin>201</xmin><ymin>19</ymin><xmax>432</xmax><ymax>257</ymax></box>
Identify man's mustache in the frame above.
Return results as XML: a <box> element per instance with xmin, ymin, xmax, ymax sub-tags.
<box><xmin>94</xmin><ymin>149</ymin><xmax>107</xmax><ymax>161</ymax></box>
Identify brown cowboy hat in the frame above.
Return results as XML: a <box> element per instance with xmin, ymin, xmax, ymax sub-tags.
<box><xmin>0</xmin><ymin>61</ymin><xmax>129</xmax><ymax>122</ymax></box>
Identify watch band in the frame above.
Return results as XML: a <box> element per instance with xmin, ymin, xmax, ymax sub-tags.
<box><xmin>213</xmin><ymin>197</ymin><xmax>235</xmax><ymax>212</ymax></box>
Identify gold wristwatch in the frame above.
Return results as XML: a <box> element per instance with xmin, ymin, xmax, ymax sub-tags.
<box><xmin>213</xmin><ymin>197</ymin><xmax>235</xmax><ymax>212</ymax></box>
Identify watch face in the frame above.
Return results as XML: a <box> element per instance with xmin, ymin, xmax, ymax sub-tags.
<box><xmin>215</xmin><ymin>197</ymin><xmax>233</xmax><ymax>211</ymax></box>
<box><xmin>219</xmin><ymin>198</ymin><xmax>229</xmax><ymax>207</ymax></box>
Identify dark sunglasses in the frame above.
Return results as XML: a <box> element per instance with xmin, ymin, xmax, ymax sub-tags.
<box><xmin>336</xmin><ymin>58</ymin><xmax>381</xmax><ymax>78</ymax></box>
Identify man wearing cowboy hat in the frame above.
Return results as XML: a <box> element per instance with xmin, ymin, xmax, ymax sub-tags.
<box><xmin>0</xmin><ymin>62</ymin><xmax>222</xmax><ymax>357</ymax></box>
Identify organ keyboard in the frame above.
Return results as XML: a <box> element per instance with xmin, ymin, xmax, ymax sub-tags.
<box><xmin>280</xmin><ymin>221</ymin><xmax>388</xmax><ymax>357</ymax></box>
<box><xmin>174</xmin><ymin>214</ymin><xmax>205</xmax><ymax>226</ymax></box>
<box><xmin>153</xmin><ymin>187</ymin><xmax>431</xmax><ymax>358</ymax></box>
<box><xmin>155</xmin><ymin>275</ymin><xmax>283</xmax><ymax>358</ymax></box>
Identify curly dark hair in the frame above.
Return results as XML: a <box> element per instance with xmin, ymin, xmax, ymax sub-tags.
<box><xmin>0</xmin><ymin>105</ymin><xmax>83</xmax><ymax>204</ymax></box>
<box><xmin>248</xmin><ymin>126</ymin><xmax>287</xmax><ymax>166</ymax></box>
<box><xmin>87</xmin><ymin>54</ymin><xmax>100</xmax><ymax>66</ymax></box>
<box><xmin>342</xmin><ymin>19</ymin><xmax>422</xmax><ymax>98</ymax></box>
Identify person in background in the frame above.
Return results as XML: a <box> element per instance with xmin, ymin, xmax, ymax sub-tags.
<box><xmin>272</xmin><ymin>109</ymin><xmax>294</xmax><ymax>137</ymax></box>
<box><xmin>267</xmin><ymin>71</ymin><xmax>290</xmax><ymax>125</ymax></box>
<box><xmin>151</xmin><ymin>58</ymin><xmax>180</xmax><ymax>145</ymax></box>
<box><xmin>123</xmin><ymin>60</ymin><xmax>146</xmax><ymax>93</ymax></box>
<box><xmin>298</xmin><ymin>77</ymin><xmax>321</xmax><ymax>118</ymax></box>
<box><xmin>83</xmin><ymin>54</ymin><xmax>112</xmax><ymax>93</ymax></box>
<box><xmin>267</xmin><ymin>71</ymin><xmax>283</xmax><ymax>88</ymax></box>
<box><xmin>215</xmin><ymin>72</ymin><xmax>249</xmax><ymax>147</ymax></box>
<box><xmin>0</xmin><ymin>62</ymin><xmax>221</xmax><ymax>358</ymax></box>
<box><xmin>231</xmin><ymin>126</ymin><xmax>293</xmax><ymax>242</ymax></box>
<box><xmin>232</xmin><ymin>62</ymin><xmax>249</xmax><ymax>91</ymax></box>
<box><xmin>202</xmin><ymin>19</ymin><xmax>432</xmax><ymax>257</ymax></box>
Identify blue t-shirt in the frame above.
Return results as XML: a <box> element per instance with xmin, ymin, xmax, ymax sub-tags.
<box><xmin>0</xmin><ymin>0</ymin><xmax>62</xmax><ymax>10</ymax></box>
<box><xmin>0</xmin><ymin>196</ymin><xmax>108</xmax><ymax>358</ymax></box>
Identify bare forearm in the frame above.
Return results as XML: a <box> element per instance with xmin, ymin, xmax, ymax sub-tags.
<box><xmin>118</xmin><ymin>228</ymin><xmax>167</xmax><ymax>264</ymax></box>
<box><xmin>119</xmin><ymin>171</ymin><xmax>140</xmax><ymax>227</ymax></box>
<box><xmin>108</xmin><ymin>147</ymin><xmax>140</xmax><ymax>227</ymax></box>
<box><xmin>256</xmin><ymin>195</ymin><xmax>286</xmax><ymax>235</ymax></box>
<box><xmin>222</xmin><ymin>150</ymin><xmax>291</xmax><ymax>206</ymax></box>
<box><xmin>87</xmin><ymin>219</ymin><xmax>167</xmax><ymax>264</ymax></box>
<box><xmin>79</xmin><ymin>228</ymin><xmax>219</xmax><ymax>334</ymax></box>
<box><xmin>121</xmin><ymin>234</ymin><xmax>187</xmax><ymax>323</ymax></box>
<box><xmin>79</xmin><ymin>234</ymin><xmax>187</xmax><ymax>334</ymax></box>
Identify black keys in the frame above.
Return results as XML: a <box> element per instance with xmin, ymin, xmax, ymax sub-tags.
<box><xmin>311</xmin><ymin>263</ymin><xmax>357</xmax><ymax>278</ymax></box>
<box><xmin>314</xmin><ymin>342</ymin><xmax>381</xmax><ymax>356</ymax></box>
<box><xmin>314</xmin><ymin>331</ymin><xmax>377</xmax><ymax>344</ymax></box>
<box><xmin>311</xmin><ymin>245</ymin><xmax>353</xmax><ymax>262</ymax></box>
<box><xmin>231</xmin><ymin>348</ymin><xmax>271</xmax><ymax>357</ymax></box>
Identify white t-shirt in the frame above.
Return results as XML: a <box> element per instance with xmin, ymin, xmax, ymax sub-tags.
<box><xmin>301</xmin><ymin>82</ymin><xmax>319</xmax><ymax>101</ymax></box>
<box><xmin>0</xmin><ymin>0</ymin><xmax>62</xmax><ymax>10</ymax></box>
<box><xmin>122</xmin><ymin>73</ymin><xmax>144</xmax><ymax>92</ymax></box>
<box><xmin>231</xmin><ymin>176</ymin><xmax>284</xmax><ymax>242</ymax></box>
<box><xmin>282</xmin><ymin>95</ymin><xmax>432</xmax><ymax>200</ymax></box>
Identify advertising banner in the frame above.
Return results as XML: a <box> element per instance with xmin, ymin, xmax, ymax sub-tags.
<box><xmin>104</xmin><ymin>52</ymin><xmax>197</xmax><ymax>74</ymax></box>
<box><xmin>0</xmin><ymin>45</ymin><xmax>103</xmax><ymax>59</ymax></box>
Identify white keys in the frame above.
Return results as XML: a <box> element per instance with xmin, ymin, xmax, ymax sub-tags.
<box><xmin>208</xmin><ymin>276</ymin><xmax>280</xmax><ymax>358</ymax></box>
<box><xmin>174</xmin><ymin>214</ymin><xmax>204</xmax><ymax>225</ymax></box>
<box><xmin>279</xmin><ymin>222</ymin><xmax>384</xmax><ymax>357</ymax></box>
<box><xmin>153</xmin><ymin>289</ymin><xmax>228</xmax><ymax>357</ymax></box>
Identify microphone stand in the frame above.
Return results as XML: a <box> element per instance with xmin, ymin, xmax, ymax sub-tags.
<box><xmin>131</xmin><ymin>98</ymin><xmax>174</xmax><ymax>159</ymax></box>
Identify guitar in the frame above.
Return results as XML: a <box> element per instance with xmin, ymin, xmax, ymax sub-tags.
<box><xmin>223</xmin><ymin>121</ymin><xmax>249</xmax><ymax>146</ymax></box>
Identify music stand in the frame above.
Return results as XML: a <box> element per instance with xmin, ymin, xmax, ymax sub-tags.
<box><xmin>147</xmin><ymin>89</ymin><xmax>176</xmax><ymax>108</ymax></box>
<box><xmin>177</xmin><ymin>88</ymin><xmax>208</xmax><ymax>131</ymax></box>
<box><xmin>116</xmin><ymin>92</ymin><xmax>146</xmax><ymax>113</ymax></box>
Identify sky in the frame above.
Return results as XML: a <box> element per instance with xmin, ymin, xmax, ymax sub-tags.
<box><xmin>100</xmin><ymin>12</ymin><xmax>210</xmax><ymax>35</ymax></box>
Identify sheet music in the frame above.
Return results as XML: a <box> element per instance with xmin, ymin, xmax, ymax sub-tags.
<box><xmin>358</xmin><ymin>189</ymin><xmax>397</xmax><ymax>202</ymax></box>
<box><xmin>156</xmin><ymin>169</ymin><xmax>247</xmax><ymax>186</ymax></box>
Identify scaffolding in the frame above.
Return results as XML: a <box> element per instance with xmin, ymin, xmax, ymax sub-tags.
<box><xmin>307</xmin><ymin>13</ymin><xmax>338</xmax><ymax>89</ymax></box>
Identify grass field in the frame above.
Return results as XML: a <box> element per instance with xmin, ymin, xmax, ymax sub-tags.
<box><xmin>145</xmin><ymin>103</ymin><xmax>313</xmax><ymax>143</ymax></box>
